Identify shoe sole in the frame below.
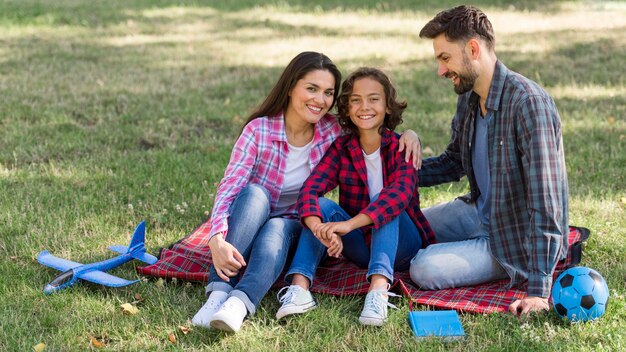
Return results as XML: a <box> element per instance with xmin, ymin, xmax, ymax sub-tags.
<box><xmin>358</xmin><ymin>316</ymin><xmax>385</xmax><ymax>326</ymax></box>
<box><xmin>210</xmin><ymin>318</ymin><xmax>239</xmax><ymax>333</ymax></box>
<box><xmin>191</xmin><ymin>317</ymin><xmax>212</xmax><ymax>329</ymax></box>
<box><xmin>276</xmin><ymin>302</ymin><xmax>317</xmax><ymax>320</ymax></box>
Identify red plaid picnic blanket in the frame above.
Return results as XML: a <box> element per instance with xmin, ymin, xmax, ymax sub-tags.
<box><xmin>137</xmin><ymin>226</ymin><xmax>588</xmax><ymax>314</ymax></box>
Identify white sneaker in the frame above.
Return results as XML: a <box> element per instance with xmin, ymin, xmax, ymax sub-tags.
<box><xmin>275</xmin><ymin>285</ymin><xmax>317</xmax><ymax>320</ymax></box>
<box><xmin>209</xmin><ymin>296</ymin><xmax>248</xmax><ymax>333</ymax></box>
<box><xmin>191</xmin><ymin>291</ymin><xmax>229</xmax><ymax>328</ymax></box>
<box><xmin>358</xmin><ymin>287</ymin><xmax>399</xmax><ymax>326</ymax></box>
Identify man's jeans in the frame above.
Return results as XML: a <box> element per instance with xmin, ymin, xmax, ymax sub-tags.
<box><xmin>205</xmin><ymin>184</ymin><xmax>302</xmax><ymax>315</ymax></box>
<box><xmin>286</xmin><ymin>198</ymin><xmax>422</xmax><ymax>285</ymax></box>
<box><xmin>410</xmin><ymin>198</ymin><xmax>508</xmax><ymax>289</ymax></box>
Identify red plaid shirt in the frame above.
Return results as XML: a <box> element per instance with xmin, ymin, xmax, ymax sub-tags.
<box><xmin>298</xmin><ymin>130</ymin><xmax>435</xmax><ymax>246</ymax></box>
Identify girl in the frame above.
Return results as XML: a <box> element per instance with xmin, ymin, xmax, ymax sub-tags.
<box><xmin>191</xmin><ymin>54</ymin><xmax>421</xmax><ymax>333</ymax></box>
<box><xmin>276</xmin><ymin>67</ymin><xmax>435</xmax><ymax>326</ymax></box>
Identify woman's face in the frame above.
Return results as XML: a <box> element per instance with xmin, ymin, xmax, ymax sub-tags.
<box><xmin>285</xmin><ymin>69</ymin><xmax>335</xmax><ymax>125</ymax></box>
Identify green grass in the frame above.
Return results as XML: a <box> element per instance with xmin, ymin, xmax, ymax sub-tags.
<box><xmin>1</xmin><ymin>0</ymin><xmax>625</xmax><ymax>350</ymax></box>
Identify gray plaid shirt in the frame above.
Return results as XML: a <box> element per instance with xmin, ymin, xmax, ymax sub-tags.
<box><xmin>419</xmin><ymin>61</ymin><xmax>569</xmax><ymax>297</ymax></box>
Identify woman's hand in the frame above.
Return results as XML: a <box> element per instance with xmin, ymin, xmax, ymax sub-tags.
<box><xmin>399</xmin><ymin>130</ymin><xmax>422</xmax><ymax>170</ymax></box>
<box><xmin>208</xmin><ymin>235</ymin><xmax>246</xmax><ymax>282</ymax></box>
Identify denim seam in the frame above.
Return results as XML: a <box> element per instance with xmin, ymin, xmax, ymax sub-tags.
<box><xmin>367</xmin><ymin>269</ymin><xmax>394</xmax><ymax>283</ymax></box>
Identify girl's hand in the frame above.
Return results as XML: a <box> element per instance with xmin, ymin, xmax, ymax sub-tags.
<box><xmin>326</xmin><ymin>234</ymin><xmax>343</xmax><ymax>258</ymax></box>
<box><xmin>313</xmin><ymin>221</ymin><xmax>352</xmax><ymax>241</ymax></box>
<box><xmin>314</xmin><ymin>233</ymin><xmax>343</xmax><ymax>258</ymax></box>
<box><xmin>208</xmin><ymin>235</ymin><xmax>246</xmax><ymax>282</ymax></box>
<box><xmin>399</xmin><ymin>130</ymin><xmax>422</xmax><ymax>170</ymax></box>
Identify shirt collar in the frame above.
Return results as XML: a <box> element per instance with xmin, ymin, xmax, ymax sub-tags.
<box><xmin>272</xmin><ymin>112</ymin><xmax>335</xmax><ymax>145</ymax></box>
<box><xmin>485</xmin><ymin>60</ymin><xmax>509</xmax><ymax>112</ymax></box>
<box><xmin>347</xmin><ymin>129</ymin><xmax>395</xmax><ymax>150</ymax></box>
<box><xmin>268</xmin><ymin>112</ymin><xmax>288</xmax><ymax>142</ymax></box>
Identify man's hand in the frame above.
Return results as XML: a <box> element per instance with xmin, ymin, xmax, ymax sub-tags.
<box><xmin>509</xmin><ymin>296</ymin><xmax>550</xmax><ymax>316</ymax></box>
<box><xmin>399</xmin><ymin>129</ymin><xmax>422</xmax><ymax>170</ymax></box>
<box><xmin>208</xmin><ymin>235</ymin><xmax>246</xmax><ymax>282</ymax></box>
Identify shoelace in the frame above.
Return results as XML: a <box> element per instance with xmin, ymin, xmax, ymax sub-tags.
<box><xmin>201</xmin><ymin>295</ymin><xmax>225</xmax><ymax>311</ymax></box>
<box><xmin>363</xmin><ymin>288</ymin><xmax>400</xmax><ymax>314</ymax></box>
<box><xmin>220</xmin><ymin>299</ymin><xmax>237</xmax><ymax>310</ymax></box>
<box><xmin>277</xmin><ymin>286</ymin><xmax>300</xmax><ymax>304</ymax></box>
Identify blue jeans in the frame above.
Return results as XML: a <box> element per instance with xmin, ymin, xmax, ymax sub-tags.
<box><xmin>286</xmin><ymin>198</ymin><xmax>422</xmax><ymax>285</ymax></box>
<box><xmin>206</xmin><ymin>184</ymin><xmax>302</xmax><ymax>315</ymax></box>
<box><xmin>409</xmin><ymin>198</ymin><xmax>508</xmax><ymax>289</ymax></box>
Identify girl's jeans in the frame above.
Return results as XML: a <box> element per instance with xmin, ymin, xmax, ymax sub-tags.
<box><xmin>286</xmin><ymin>197</ymin><xmax>422</xmax><ymax>286</ymax></box>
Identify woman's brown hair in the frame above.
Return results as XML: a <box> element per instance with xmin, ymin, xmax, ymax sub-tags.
<box><xmin>242</xmin><ymin>52</ymin><xmax>341</xmax><ymax>133</ymax></box>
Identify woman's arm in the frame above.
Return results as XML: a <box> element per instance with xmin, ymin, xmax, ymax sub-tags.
<box><xmin>398</xmin><ymin>129</ymin><xmax>422</xmax><ymax>170</ymax></box>
<box><xmin>208</xmin><ymin>122</ymin><xmax>259</xmax><ymax>239</ymax></box>
<box><xmin>205</xmin><ymin>122</ymin><xmax>260</xmax><ymax>280</ymax></box>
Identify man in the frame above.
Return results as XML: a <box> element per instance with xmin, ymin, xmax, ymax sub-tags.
<box><xmin>410</xmin><ymin>5</ymin><xmax>569</xmax><ymax>315</ymax></box>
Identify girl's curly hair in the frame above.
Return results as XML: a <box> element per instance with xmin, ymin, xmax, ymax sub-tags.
<box><xmin>337</xmin><ymin>67</ymin><xmax>407</xmax><ymax>136</ymax></box>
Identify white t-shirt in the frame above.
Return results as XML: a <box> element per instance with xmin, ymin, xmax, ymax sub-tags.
<box><xmin>363</xmin><ymin>147</ymin><xmax>383</xmax><ymax>199</ymax></box>
<box><xmin>273</xmin><ymin>141</ymin><xmax>314</xmax><ymax>216</ymax></box>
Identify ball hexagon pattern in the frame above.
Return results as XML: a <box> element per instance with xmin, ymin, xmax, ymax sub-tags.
<box><xmin>551</xmin><ymin>266</ymin><xmax>609</xmax><ymax>322</ymax></box>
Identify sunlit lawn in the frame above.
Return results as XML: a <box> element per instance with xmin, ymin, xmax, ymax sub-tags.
<box><xmin>0</xmin><ymin>0</ymin><xmax>625</xmax><ymax>350</ymax></box>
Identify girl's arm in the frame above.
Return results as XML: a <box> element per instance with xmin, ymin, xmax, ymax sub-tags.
<box><xmin>297</xmin><ymin>140</ymin><xmax>342</xmax><ymax>222</ymax></box>
<box><xmin>312</xmin><ymin>213</ymin><xmax>371</xmax><ymax>241</ymax></box>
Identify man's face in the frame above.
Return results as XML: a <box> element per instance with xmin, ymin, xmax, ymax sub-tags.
<box><xmin>432</xmin><ymin>34</ymin><xmax>478</xmax><ymax>95</ymax></box>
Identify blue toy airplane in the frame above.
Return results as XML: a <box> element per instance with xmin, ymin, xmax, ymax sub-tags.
<box><xmin>37</xmin><ymin>221</ymin><xmax>158</xmax><ymax>294</ymax></box>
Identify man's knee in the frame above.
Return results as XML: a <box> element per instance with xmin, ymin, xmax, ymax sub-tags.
<box><xmin>409</xmin><ymin>253</ymin><xmax>441</xmax><ymax>290</ymax></box>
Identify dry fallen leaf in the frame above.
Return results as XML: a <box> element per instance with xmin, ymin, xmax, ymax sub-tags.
<box><xmin>132</xmin><ymin>293</ymin><xmax>145</xmax><ymax>305</ymax></box>
<box><xmin>120</xmin><ymin>303</ymin><xmax>139</xmax><ymax>315</ymax></box>
<box><xmin>178</xmin><ymin>325</ymin><xmax>191</xmax><ymax>335</ymax></box>
<box><xmin>90</xmin><ymin>336</ymin><xmax>104</xmax><ymax>349</ymax></box>
<box><xmin>33</xmin><ymin>343</ymin><xmax>46</xmax><ymax>352</ymax></box>
<box><xmin>168</xmin><ymin>333</ymin><xmax>177</xmax><ymax>343</ymax></box>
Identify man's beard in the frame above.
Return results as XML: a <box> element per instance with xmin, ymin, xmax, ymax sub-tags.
<box><xmin>446</xmin><ymin>53</ymin><xmax>478</xmax><ymax>95</ymax></box>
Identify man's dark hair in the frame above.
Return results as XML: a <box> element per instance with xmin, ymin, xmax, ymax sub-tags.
<box><xmin>419</xmin><ymin>5</ymin><xmax>495</xmax><ymax>49</ymax></box>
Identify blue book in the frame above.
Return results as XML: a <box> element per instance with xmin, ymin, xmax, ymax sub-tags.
<box><xmin>408</xmin><ymin>310</ymin><xmax>465</xmax><ymax>341</ymax></box>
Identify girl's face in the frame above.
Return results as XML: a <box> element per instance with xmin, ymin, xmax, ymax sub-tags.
<box><xmin>348</xmin><ymin>77</ymin><xmax>389</xmax><ymax>133</ymax></box>
<box><xmin>285</xmin><ymin>69</ymin><xmax>335</xmax><ymax>125</ymax></box>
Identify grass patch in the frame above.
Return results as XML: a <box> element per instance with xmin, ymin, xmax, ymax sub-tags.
<box><xmin>1</xmin><ymin>0</ymin><xmax>624</xmax><ymax>350</ymax></box>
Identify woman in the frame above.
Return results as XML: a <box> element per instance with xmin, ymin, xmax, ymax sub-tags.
<box><xmin>191</xmin><ymin>52</ymin><xmax>420</xmax><ymax>333</ymax></box>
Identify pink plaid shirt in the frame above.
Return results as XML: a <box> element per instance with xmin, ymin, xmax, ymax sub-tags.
<box><xmin>196</xmin><ymin>112</ymin><xmax>342</xmax><ymax>241</ymax></box>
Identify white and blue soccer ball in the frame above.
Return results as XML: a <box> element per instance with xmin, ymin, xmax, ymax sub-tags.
<box><xmin>551</xmin><ymin>266</ymin><xmax>609</xmax><ymax>322</ymax></box>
